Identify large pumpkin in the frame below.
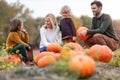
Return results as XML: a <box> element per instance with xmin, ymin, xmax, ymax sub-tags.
<box><xmin>77</xmin><ymin>27</ymin><xmax>89</xmax><ymax>41</ymax></box>
<box><xmin>61</xmin><ymin>42</ymin><xmax>84</xmax><ymax>60</ymax></box>
<box><xmin>37</xmin><ymin>55</ymin><xmax>56</xmax><ymax>68</ymax></box>
<box><xmin>47</xmin><ymin>43</ymin><xmax>62</xmax><ymax>53</ymax></box>
<box><xmin>4</xmin><ymin>54</ymin><xmax>22</xmax><ymax>65</ymax></box>
<box><xmin>69</xmin><ymin>55</ymin><xmax>96</xmax><ymax>78</ymax></box>
<box><xmin>89</xmin><ymin>45</ymin><xmax>113</xmax><ymax>62</ymax></box>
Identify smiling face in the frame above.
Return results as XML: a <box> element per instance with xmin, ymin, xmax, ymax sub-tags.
<box><xmin>61</xmin><ymin>11</ymin><xmax>70</xmax><ymax>18</ymax></box>
<box><xmin>44</xmin><ymin>17</ymin><xmax>52</xmax><ymax>29</ymax></box>
<box><xmin>91</xmin><ymin>4</ymin><xmax>102</xmax><ymax>17</ymax></box>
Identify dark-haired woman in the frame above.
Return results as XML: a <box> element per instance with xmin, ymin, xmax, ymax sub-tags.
<box><xmin>6</xmin><ymin>19</ymin><xmax>34</xmax><ymax>65</ymax></box>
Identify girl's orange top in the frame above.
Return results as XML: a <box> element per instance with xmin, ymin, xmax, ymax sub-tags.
<box><xmin>6</xmin><ymin>31</ymin><xmax>29</xmax><ymax>52</ymax></box>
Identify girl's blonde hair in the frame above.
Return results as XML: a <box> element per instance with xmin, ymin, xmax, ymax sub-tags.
<box><xmin>60</xmin><ymin>5</ymin><xmax>72</xmax><ymax>16</ymax></box>
<box><xmin>45</xmin><ymin>13</ymin><xmax>58</xmax><ymax>30</ymax></box>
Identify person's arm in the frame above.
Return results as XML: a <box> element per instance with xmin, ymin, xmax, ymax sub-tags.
<box><xmin>40</xmin><ymin>27</ymin><xmax>50</xmax><ymax>46</ymax></box>
<box><xmin>9</xmin><ymin>32</ymin><xmax>29</xmax><ymax>48</ymax></box>
<box><xmin>87</xmin><ymin>15</ymin><xmax>111</xmax><ymax>35</ymax></box>
<box><xmin>24</xmin><ymin>32</ymin><xmax>29</xmax><ymax>42</ymax></box>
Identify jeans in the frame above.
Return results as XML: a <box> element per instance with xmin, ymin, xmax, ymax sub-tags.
<box><xmin>40</xmin><ymin>46</ymin><xmax>47</xmax><ymax>52</ymax></box>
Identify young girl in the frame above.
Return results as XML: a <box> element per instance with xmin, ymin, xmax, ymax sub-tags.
<box><xmin>59</xmin><ymin>5</ymin><xmax>76</xmax><ymax>44</ymax></box>
<box><xmin>39</xmin><ymin>13</ymin><xmax>62</xmax><ymax>52</ymax></box>
<box><xmin>6</xmin><ymin>19</ymin><xmax>34</xmax><ymax>65</ymax></box>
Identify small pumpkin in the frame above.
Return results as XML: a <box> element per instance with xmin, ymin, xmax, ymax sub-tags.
<box><xmin>47</xmin><ymin>43</ymin><xmax>62</xmax><ymax>53</ymax></box>
<box><xmin>37</xmin><ymin>55</ymin><xmax>56</xmax><ymax>68</ymax></box>
<box><xmin>77</xmin><ymin>27</ymin><xmax>89</xmax><ymax>41</ymax></box>
<box><xmin>69</xmin><ymin>55</ymin><xmax>96</xmax><ymax>78</ymax></box>
<box><xmin>4</xmin><ymin>54</ymin><xmax>22</xmax><ymax>65</ymax></box>
<box><xmin>35</xmin><ymin>52</ymin><xmax>54</xmax><ymax>64</ymax></box>
<box><xmin>63</xmin><ymin>42</ymin><xmax>84</xmax><ymax>52</ymax></box>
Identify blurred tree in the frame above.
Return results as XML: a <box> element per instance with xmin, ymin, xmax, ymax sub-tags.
<box><xmin>71</xmin><ymin>15</ymin><xmax>83</xmax><ymax>29</ymax></box>
<box><xmin>113</xmin><ymin>20</ymin><xmax>120</xmax><ymax>47</ymax></box>
<box><xmin>80</xmin><ymin>15</ymin><xmax>92</xmax><ymax>29</ymax></box>
<box><xmin>56</xmin><ymin>16</ymin><xmax>62</xmax><ymax>25</ymax></box>
<box><xmin>0</xmin><ymin>0</ymin><xmax>42</xmax><ymax>47</ymax></box>
<box><xmin>0</xmin><ymin>0</ymin><xmax>25</xmax><ymax>44</ymax></box>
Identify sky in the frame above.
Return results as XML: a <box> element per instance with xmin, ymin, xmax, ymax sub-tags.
<box><xmin>6</xmin><ymin>0</ymin><xmax>120</xmax><ymax>20</ymax></box>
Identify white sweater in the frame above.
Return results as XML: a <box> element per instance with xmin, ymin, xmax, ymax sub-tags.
<box><xmin>39</xmin><ymin>26</ymin><xmax>62</xmax><ymax>48</ymax></box>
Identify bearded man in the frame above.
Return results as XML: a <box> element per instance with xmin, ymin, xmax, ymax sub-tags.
<box><xmin>80</xmin><ymin>0</ymin><xmax>119</xmax><ymax>51</ymax></box>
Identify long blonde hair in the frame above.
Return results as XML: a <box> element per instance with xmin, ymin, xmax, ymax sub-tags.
<box><xmin>45</xmin><ymin>13</ymin><xmax>58</xmax><ymax>30</ymax></box>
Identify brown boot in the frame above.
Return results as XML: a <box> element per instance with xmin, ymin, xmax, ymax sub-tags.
<box><xmin>27</xmin><ymin>48</ymin><xmax>34</xmax><ymax>62</ymax></box>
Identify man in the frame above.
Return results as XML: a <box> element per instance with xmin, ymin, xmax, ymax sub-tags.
<box><xmin>80</xmin><ymin>0</ymin><xmax>119</xmax><ymax>51</ymax></box>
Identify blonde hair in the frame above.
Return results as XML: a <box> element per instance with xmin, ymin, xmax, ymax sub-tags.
<box><xmin>45</xmin><ymin>13</ymin><xmax>58</xmax><ymax>30</ymax></box>
<box><xmin>60</xmin><ymin>5</ymin><xmax>72</xmax><ymax>16</ymax></box>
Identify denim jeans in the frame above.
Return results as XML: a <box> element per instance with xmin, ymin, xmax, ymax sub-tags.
<box><xmin>40</xmin><ymin>46</ymin><xmax>47</xmax><ymax>52</ymax></box>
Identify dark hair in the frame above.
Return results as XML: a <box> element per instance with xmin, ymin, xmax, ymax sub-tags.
<box><xmin>9</xmin><ymin>19</ymin><xmax>22</xmax><ymax>32</ymax></box>
<box><xmin>91</xmin><ymin>0</ymin><xmax>102</xmax><ymax>7</ymax></box>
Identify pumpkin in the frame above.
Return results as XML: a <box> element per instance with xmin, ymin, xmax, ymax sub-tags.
<box><xmin>35</xmin><ymin>52</ymin><xmax>54</xmax><ymax>64</ymax></box>
<box><xmin>4</xmin><ymin>54</ymin><xmax>22</xmax><ymax>65</ymax></box>
<box><xmin>61</xmin><ymin>42</ymin><xmax>84</xmax><ymax>60</ymax></box>
<box><xmin>63</xmin><ymin>42</ymin><xmax>84</xmax><ymax>52</ymax></box>
<box><xmin>77</xmin><ymin>27</ymin><xmax>89</xmax><ymax>41</ymax></box>
<box><xmin>54</xmin><ymin>53</ymin><xmax>61</xmax><ymax>61</ymax></box>
<box><xmin>89</xmin><ymin>45</ymin><xmax>113</xmax><ymax>62</ymax></box>
<box><xmin>69</xmin><ymin>55</ymin><xmax>96</xmax><ymax>78</ymax></box>
<box><xmin>47</xmin><ymin>43</ymin><xmax>62</xmax><ymax>53</ymax></box>
<box><xmin>37</xmin><ymin>55</ymin><xmax>56</xmax><ymax>68</ymax></box>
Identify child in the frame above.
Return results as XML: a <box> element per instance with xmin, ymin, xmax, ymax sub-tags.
<box><xmin>6</xmin><ymin>19</ymin><xmax>34</xmax><ymax>65</ymax></box>
<box><xmin>59</xmin><ymin>5</ymin><xmax>76</xmax><ymax>44</ymax></box>
<box><xmin>39</xmin><ymin>13</ymin><xmax>62</xmax><ymax>52</ymax></box>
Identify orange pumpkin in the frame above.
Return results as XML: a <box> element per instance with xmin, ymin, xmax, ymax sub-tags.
<box><xmin>47</xmin><ymin>43</ymin><xmax>62</xmax><ymax>53</ymax></box>
<box><xmin>69</xmin><ymin>55</ymin><xmax>96</xmax><ymax>78</ymax></box>
<box><xmin>37</xmin><ymin>55</ymin><xmax>56</xmax><ymax>68</ymax></box>
<box><xmin>54</xmin><ymin>53</ymin><xmax>61</xmax><ymax>61</ymax></box>
<box><xmin>4</xmin><ymin>54</ymin><xmax>22</xmax><ymax>65</ymax></box>
<box><xmin>35</xmin><ymin>52</ymin><xmax>54</xmax><ymax>64</ymax></box>
<box><xmin>61</xmin><ymin>42</ymin><xmax>84</xmax><ymax>60</ymax></box>
<box><xmin>63</xmin><ymin>42</ymin><xmax>84</xmax><ymax>52</ymax></box>
<box><xmin>89</xmin><ymin>45</ymin><xmax>113</xmax><ymax>62</ymax></box>
<box><xmin>77</xmin><ymin>27</ymin><xmax>89</xmax><ymax>41</ymax></box>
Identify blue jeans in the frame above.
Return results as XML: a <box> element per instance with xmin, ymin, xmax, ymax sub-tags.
<box><xmin>40</xmin><ymin>46</ymin><xmax>47</xmax><ymax>52</ymax></box>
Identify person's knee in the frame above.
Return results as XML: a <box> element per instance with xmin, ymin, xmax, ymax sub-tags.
<box><xmin>19</xmin><ymin>44</ymin><xmax>26</xmax><ymax>49</ymax></box>
<box><xmin>93</xmin><ymin>34</ymin><xmax>102</xmax><ymax>39</ymax></box>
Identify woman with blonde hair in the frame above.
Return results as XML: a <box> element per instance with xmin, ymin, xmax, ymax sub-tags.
<box><xmin>39</xmin><ymin>13</ymin><xmax>62</xmax><ymax>52</ymax></box>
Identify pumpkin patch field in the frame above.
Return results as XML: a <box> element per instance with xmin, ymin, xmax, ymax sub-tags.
<box><xmin>0</xmin><ymin>43</ymin><xmax>120</xmax><ymax>80</ymax></box>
